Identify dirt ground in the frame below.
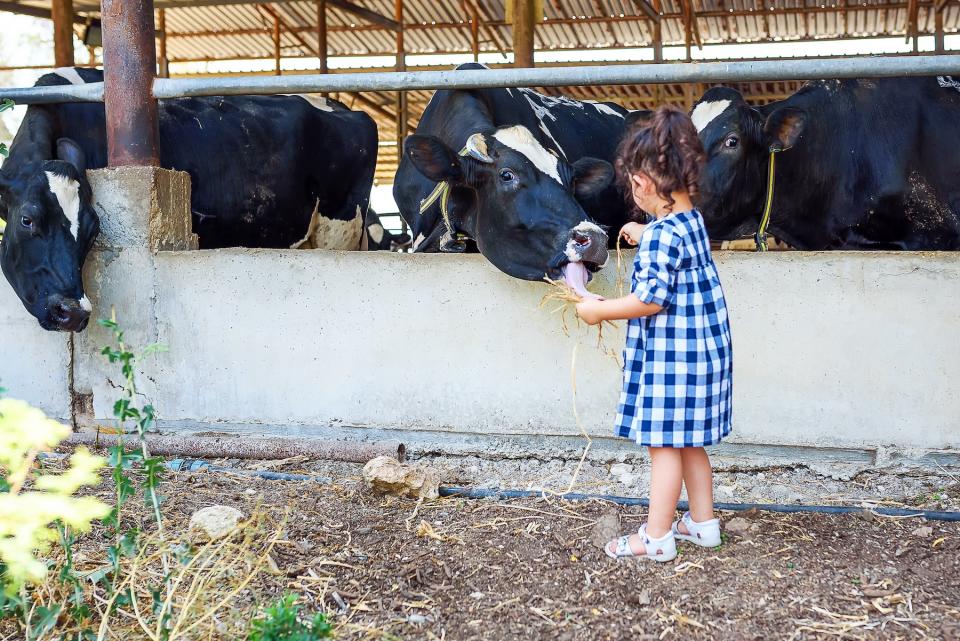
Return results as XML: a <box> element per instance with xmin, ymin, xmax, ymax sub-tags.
<box><xmin>23</xmin><ymin>453</ymin><xmax>960</xmax><ymax>641</ymax></box>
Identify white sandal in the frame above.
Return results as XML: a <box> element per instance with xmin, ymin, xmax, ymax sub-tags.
<box><xmin>605</xmin><ymin>524</ymin><xmax>677</xmax><ymax>562</ymax></box>
<box><xmin>672</xmin><ymin>511</ymin><xmax>722</xmax><ymax>548</ymax></box>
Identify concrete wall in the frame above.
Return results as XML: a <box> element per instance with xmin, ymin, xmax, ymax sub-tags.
<box><xmin>3</xmin><ymin>167</ymin><xmax>959</xmax><ymax>458</ymax></box>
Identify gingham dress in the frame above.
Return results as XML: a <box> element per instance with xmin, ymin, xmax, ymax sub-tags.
<box><xmin>614</xmin><ymin>209</ymin><xmax>733</xmax><ymax>447</ymax></box>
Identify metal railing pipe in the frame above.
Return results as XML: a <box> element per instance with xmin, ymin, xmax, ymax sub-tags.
<box><xmin>0</xmin><ymin>54</ymin><xmax>958</xmax><ymax>104</ymax></box>
<box><xmin>151</xmin><ymin>54</ymin><xmax>960</xmax><ymax>98</ymax></box>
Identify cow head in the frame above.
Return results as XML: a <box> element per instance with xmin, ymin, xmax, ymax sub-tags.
<box><xmin>692</xmin><ymin>87</ymin><xmax>806</xmax><ymax>240</ymax></box>
<box><xmin>0</xmin><ymin>138</ymin><xmax>99</xmax><ymax>331</ymax></box>
<box><xmin>404</xmin><ymin>125</ymin><xmax>613</xmax><ymax>281</ymax></box>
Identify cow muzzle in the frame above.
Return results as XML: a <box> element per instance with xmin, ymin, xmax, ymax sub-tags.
<box><xmin>45</xmin><ymin>294</ymin><xmax>90</xmax><ymax>332</ymax></box>
<box><xmin>564</xmin><ymin>224</ymin><xmax>609</xmax><ymax>269</ymax></box>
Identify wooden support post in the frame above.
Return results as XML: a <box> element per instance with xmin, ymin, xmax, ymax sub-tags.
<box><xmin>651</xmin><ymin>0</ymin><xmax>663</xmax><ymax>63</ymax></box>
<box><xmin>101</xmin><ymin>0</ymin><xmax>160</xmax><ymax>167</ymax></box>
<box><xmin>935</xmin><ymin>5</ymin><xmax>945</xmax><ymax>53</ymax></box>
<box><xmin>273</xmin><ymin>14</ymin><xmax>282</xmax><ymax>75</ymax></box>
<box><xmin>470</xmin><ymin>0</ymin><xmax>480</xmax><ymax>62</ymax></box>
<box><xmin>512</xmin><ymin>0</ymin><xmax>535</xmax><ymax>68</ymax></box>
<box><xmin>396</xmin><ymin>0</ymin><xmax>406</xmax><ymax>150</ymax></box>
<box><xmin>318</xmin><ymin>0</ymin><xmax>328</xmax><ymax>73</ymax></box>
<box><xmin>158</xmin><ymin>9</ymin><xmax>169</xmax><ymax>78</ymax></box>
<box><xmin>683</xmin><ymin>0</ymin><xmax>693</xmax><ymax>62</ymax></box>
<box><xmin>51</xmin><ymin>0</ymin><xmax>74</xmax><ymax>68</ymax></box>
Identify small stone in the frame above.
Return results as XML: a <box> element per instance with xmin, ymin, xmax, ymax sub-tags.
<box><xmin>469</xmin><ymin>591</ymin><xmax>484</xmax><ymax>599</ymax></box>
<box><xmin>362</xmin><ymin>456</ymin><xmax>440</xmax><ymax>500</ymax></box>
<box><xmin>188</xmin><ymin>505</ymin><xmax>245</xmax><ymax>542</ymax></box>
<box><xmin>725</xmin><ymin>517</ymin><xmax>752</xmax><ymax>535</ymax></box>
<box><xmin>244</xmin><ymin>488</ymin><xmax>258</xmax><ymax>496</ymax></box>
<box><xmin>590</xmin><ymin>512</ymin><xmax>621</xmax><ymax>550</ymax></box>
<box><xmin>911</xmin><ymin>525</ymin><xmax>934</xmax><ymax>538</ymax></box>
<box><xmin>407</xmin><ymin>614</ymin><xmax>428</xmax><ymax>625</ymax></box>
<box><xmin>637</xmin><ymin>589</ymin><xmax>651</xmax><ymax>606</ymax></box>
<box><xmin>610</xmin><ymin>463</ymin><xmax>632</xmax><ymax>477</ymax></box>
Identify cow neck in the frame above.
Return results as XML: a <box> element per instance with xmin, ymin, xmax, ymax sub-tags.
<box><xmin>3</xmin><ymin>106</ymin><xmax>59</xmax><ymax>176</ymax></box>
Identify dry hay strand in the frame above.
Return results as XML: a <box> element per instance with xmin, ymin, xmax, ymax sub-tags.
<box><xmin>27</xmin><ymin>509</ymin><xmax>286</xmax><ymax>641</ymax></box>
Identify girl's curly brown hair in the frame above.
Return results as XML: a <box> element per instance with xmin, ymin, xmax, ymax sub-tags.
<box><xmin>615</xmin><ymin>105</ymin><xmax>705</xmax><ymax>217</ymax></box>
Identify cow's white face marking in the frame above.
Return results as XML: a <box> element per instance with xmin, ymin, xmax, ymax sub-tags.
<box><xmin>493</xmin><ymin>125</ymin><xmax>562</xmax><ymax>184</ymax></box>
<box><xmin>54</xmin><ymin>67</ymin><xmax>85</xmax><ymax>85</ymax></box>
<box><xmin>45</xmin><ymin>171</ymin><xmax>81</xmax><ymax>240</ymax></box>
<box><xmin>691</xmin><ymin>100</ymin><xmax>732</xmax><ymax>133</ymax></box>
<box><xmin>79</xmin><ymin>295</ymin><xmax>92</xmax><ymax>312</ymax></box>
<box><xmin>367</xmin><ymin>222</ymin><xmax>385</xmax><ymax>245</ymax></box>
<box><xmin>517</xmin><ymin>88</ymin><xmax>568</xmax><ymax>160</ymax></box>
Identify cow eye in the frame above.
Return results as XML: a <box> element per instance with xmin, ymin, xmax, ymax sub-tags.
<box><xmin>499</xmin><ymin>169</ymin><xmax>516</xmax><ymax>183</ymax></box>
<box><xmin>724</xmin><ymin>135</ymin><xmax>739</xmax><ymax>149</ymax></box>
<box><xmin>20</xmin><ymin>215</ymin><xmax>34</xmax><ymax>229</ymax></box>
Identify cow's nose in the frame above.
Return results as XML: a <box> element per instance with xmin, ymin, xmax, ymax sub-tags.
<box><xmin>566</xmin><ymin>224</ymin><xmax>609</xmax><ymax>268</ymax></box>
<box><xmin>48</xmin><ymin>296</ymin><xmax>91</xmax><ymax>332</ymax></box>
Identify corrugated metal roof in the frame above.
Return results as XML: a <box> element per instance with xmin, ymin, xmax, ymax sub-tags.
<box><xmin>7</xmin><ymin>0</ymin><xmax>957</xmax><ymax>182</ymax></box>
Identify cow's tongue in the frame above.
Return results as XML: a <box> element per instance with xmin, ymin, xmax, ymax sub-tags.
<box><xmin>562</xmin><ymin>262</ymin><xmax>602</xmax><ymax>300</ymax></box>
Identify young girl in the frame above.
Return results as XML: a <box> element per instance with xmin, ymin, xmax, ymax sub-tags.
<box><xmin>576</xmin><ymin>105</ymin><xmax>733</xmax><ymax>562</ymax></box>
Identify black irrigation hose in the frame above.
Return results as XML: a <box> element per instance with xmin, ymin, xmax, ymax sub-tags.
<box><xmin>43</xmin><ymin>454</ymin><xmax>960</xmax><ymax>522</ymax></box>
<box><xmin>438</xmin><ymin>487</ymin><xmax>960</xmax><ymax>522</ymax></box>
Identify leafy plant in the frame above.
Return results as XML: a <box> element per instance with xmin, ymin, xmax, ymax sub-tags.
<box><xmin>0</xmin><ymin>97</ymin><xmax>12</xmax><ymax>157</ymax></box>
<box><xmin>247</xmin><ymin>594</ymin><xmax>333</xmax><ymax>641</ymax></box>
<box><xmin>0</xmin><ymin>399</ymin><xmax>110</xmax><ymax>593</ymax></box>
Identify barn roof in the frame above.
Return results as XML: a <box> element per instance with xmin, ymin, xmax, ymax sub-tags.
<box><xmin>5</xmin><ymin>0</ymin><xmax>957</xmax><ymax>183</ymax></box>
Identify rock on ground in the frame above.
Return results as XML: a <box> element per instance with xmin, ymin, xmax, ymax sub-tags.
<box><xmin>188</xmin><ymin>505</ymin><xmax>245</xmax><ymax>542</ymax></box>
<box><xmin>362</xmin><ymin>456</ymin><xmax>440</xmax><ymax>499</ymax></box>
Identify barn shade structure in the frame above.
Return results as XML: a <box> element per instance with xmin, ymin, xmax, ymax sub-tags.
<box><xmin>2</xmin><ymin>0</ymin><xmax>958</xmax><ymax>181</ymax></box>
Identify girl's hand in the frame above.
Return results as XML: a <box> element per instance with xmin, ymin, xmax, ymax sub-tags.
<box><xmin>576</xmin><ymin>299</ymin><xmax>605</xmax><ymax>326</ymax></box>
<box><xmin>619</xmin><ymin>222</ymin><xmax>646</xmax><ymax>246</ymax></box>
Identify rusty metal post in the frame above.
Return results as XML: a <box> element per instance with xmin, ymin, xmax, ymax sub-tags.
<box><xmin>317</xmin><ymin>0</ymin><xmax>328</xmax><ymax>74</ymax></box>
<box><xmin>51</xmin><ymin>0</ymin><xmax>75</xmax><ymax>68</ymax></box>
<box><xmin>273</xmin><ymin>14</ymin><xmax>282</xmax><ymax>75</ymax></box>
<box><xmin>101</xmin><ymin>0</ymin><xmax>160</xmax><ymax>167</ymax></box>
<box><xmin>512</xmin><ymin>0</ymin><xmax>535</xmax><ymax>68</ymax></box>
<box><xmin>158</xmin><ymin>8</ymin><xmax>169</xmax><ymax>78</ymax></box>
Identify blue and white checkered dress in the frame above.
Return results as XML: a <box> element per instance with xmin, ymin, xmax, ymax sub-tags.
<box><xmin>614</xmin><ymin>209</ymin><xmax>733</xmax><ymax>448</ymax></box>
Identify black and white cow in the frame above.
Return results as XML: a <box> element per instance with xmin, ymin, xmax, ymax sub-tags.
<box><xmin>691</xmin><ymin>77</ymin><xmax>960</xmax><ymax>249</ymax></box>
<box><xmin>394</xmin><ymin>63</ymin><xmax>631</xmax><ymax>289</ymax></box>
<box><xmin>362</xmin><ymin>208</ymin><xmax>411</xmax><ymax>251</ymax></box>
<box><xmin>0</xmin><ymin>67</ymin><xmax>377</xmax><ymax>331</ymax></box>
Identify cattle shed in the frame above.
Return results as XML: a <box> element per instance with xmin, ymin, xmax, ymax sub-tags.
<box><xmin>0</xmin><ymin>2</ymin><xmax>959</xmax><ymax>468</ymax></box>
<box><xmin>2</xmin><ymin>0</ymin><xmax>958</xmax><ymax>183</ymax></box>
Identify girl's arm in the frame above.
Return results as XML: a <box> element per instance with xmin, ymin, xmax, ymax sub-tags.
<box><xmin>575</xmin><ymin>296</ymin><xmax>662</xmax><ymax>325</ymax></box>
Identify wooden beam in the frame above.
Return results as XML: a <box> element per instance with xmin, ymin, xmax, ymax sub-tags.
<box><xmin>468</xmin><ymin>0</ymin><xmax>480</xmax><ymax>61</ymax></box>
<box><xmin>272</xmin><ymin>13</ymin><xmax>281</xmax><ymax>74</ymax></box>
<box><xmin>327</xmin><ymin>0</ymin><xmax>399</xmax><ymax>31</ymax></box>
<box><xmin>631</xmin><ymin>0</ymin><xmax>661</xmax><ymax>22</ymax></box>
<box><xmin>935</xmin><ymin>4</ymin><xmax>945</xmax><ymax>52</ymax></box>
<box><xmin>318</xmin><ymin>0</ymin><xmax>328</xmax><ymax>74</ymax></box>
<box><xmin>0</xmin><ymin>1</ymin><xmax>85</xmax><ymax>24</ymax></box>
<box><xmin>52</xmin><ymin>0</ymin><xmax>75</xmax><ymax>67</ymax></box>
<box><xmin>512</xmin><ymin>0</ymin><xmax>535</xmax><ymax>68</ymax></box>
<box><xmin>396</xmin><ymin>0</ymin><xmax>407</xmax><ymax>151</ymax></box>
<box><xmin>652</xmin><ymin>0</ymin><xmax>663</xmax><ymax>64</ymax></box>
<box><xmin>158</xmin><ymin>8</ymin><xmax>169</xmax><ymax>77</ymax></box>
<box><xmin>262</xmin><ymin>4</ymin><xmax>316</xmax><ymax>57</ymax></box>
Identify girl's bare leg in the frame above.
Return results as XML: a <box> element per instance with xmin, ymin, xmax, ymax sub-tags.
<box><xmin>676</xmin><ymin>447</ymin><xmax>715</xmax><ymax>534</ymax></box>
<box><xmin>607</xmin><ymin>447</ymin><xmax>683</xmax><ymax>555</ymax></box>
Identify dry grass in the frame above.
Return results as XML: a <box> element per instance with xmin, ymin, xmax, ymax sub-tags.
<box><xmin>12</xmin><ymin>509</ymin><xmax>286</xmax><ymax>641</ymax></box>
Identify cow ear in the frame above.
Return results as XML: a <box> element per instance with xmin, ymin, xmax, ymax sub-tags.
<box><xmin>405</xmin><ymin>135</ymin><xmax>463</xmax><ymax>182</ymax></box>
<box><xmin>764</xmin><ymin>107</ymin><xmax>805</xmax><ymax>152</ymax></box>
<box><xmin>624</xmin><ymin>110</ymin><xmax>653</xmax><ymax>129</ymax></box>
<box><xmin>56</xmin><ymin>137</ymin><xmax>87</xmax><ymax>173</ymax></box>
<box><xmin>572</xmin><ymin>157</ymin><xmax>614</xmax><ymax>199</ymax></box>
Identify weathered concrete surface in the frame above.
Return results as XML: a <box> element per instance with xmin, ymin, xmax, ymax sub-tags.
<box><xmin>115</xmin><ymin>249</ymin><xmax>958</xmax><ymax>452</ymax></box>
<box><xmin>0</xmin><ymin>282</ymin><xmax>71</xmax><ymax>419</ymax></box>
<box><xmin>88</xmin><ymin>167</ymin><xmax>196</xmax><ymax>251</ymax></box>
